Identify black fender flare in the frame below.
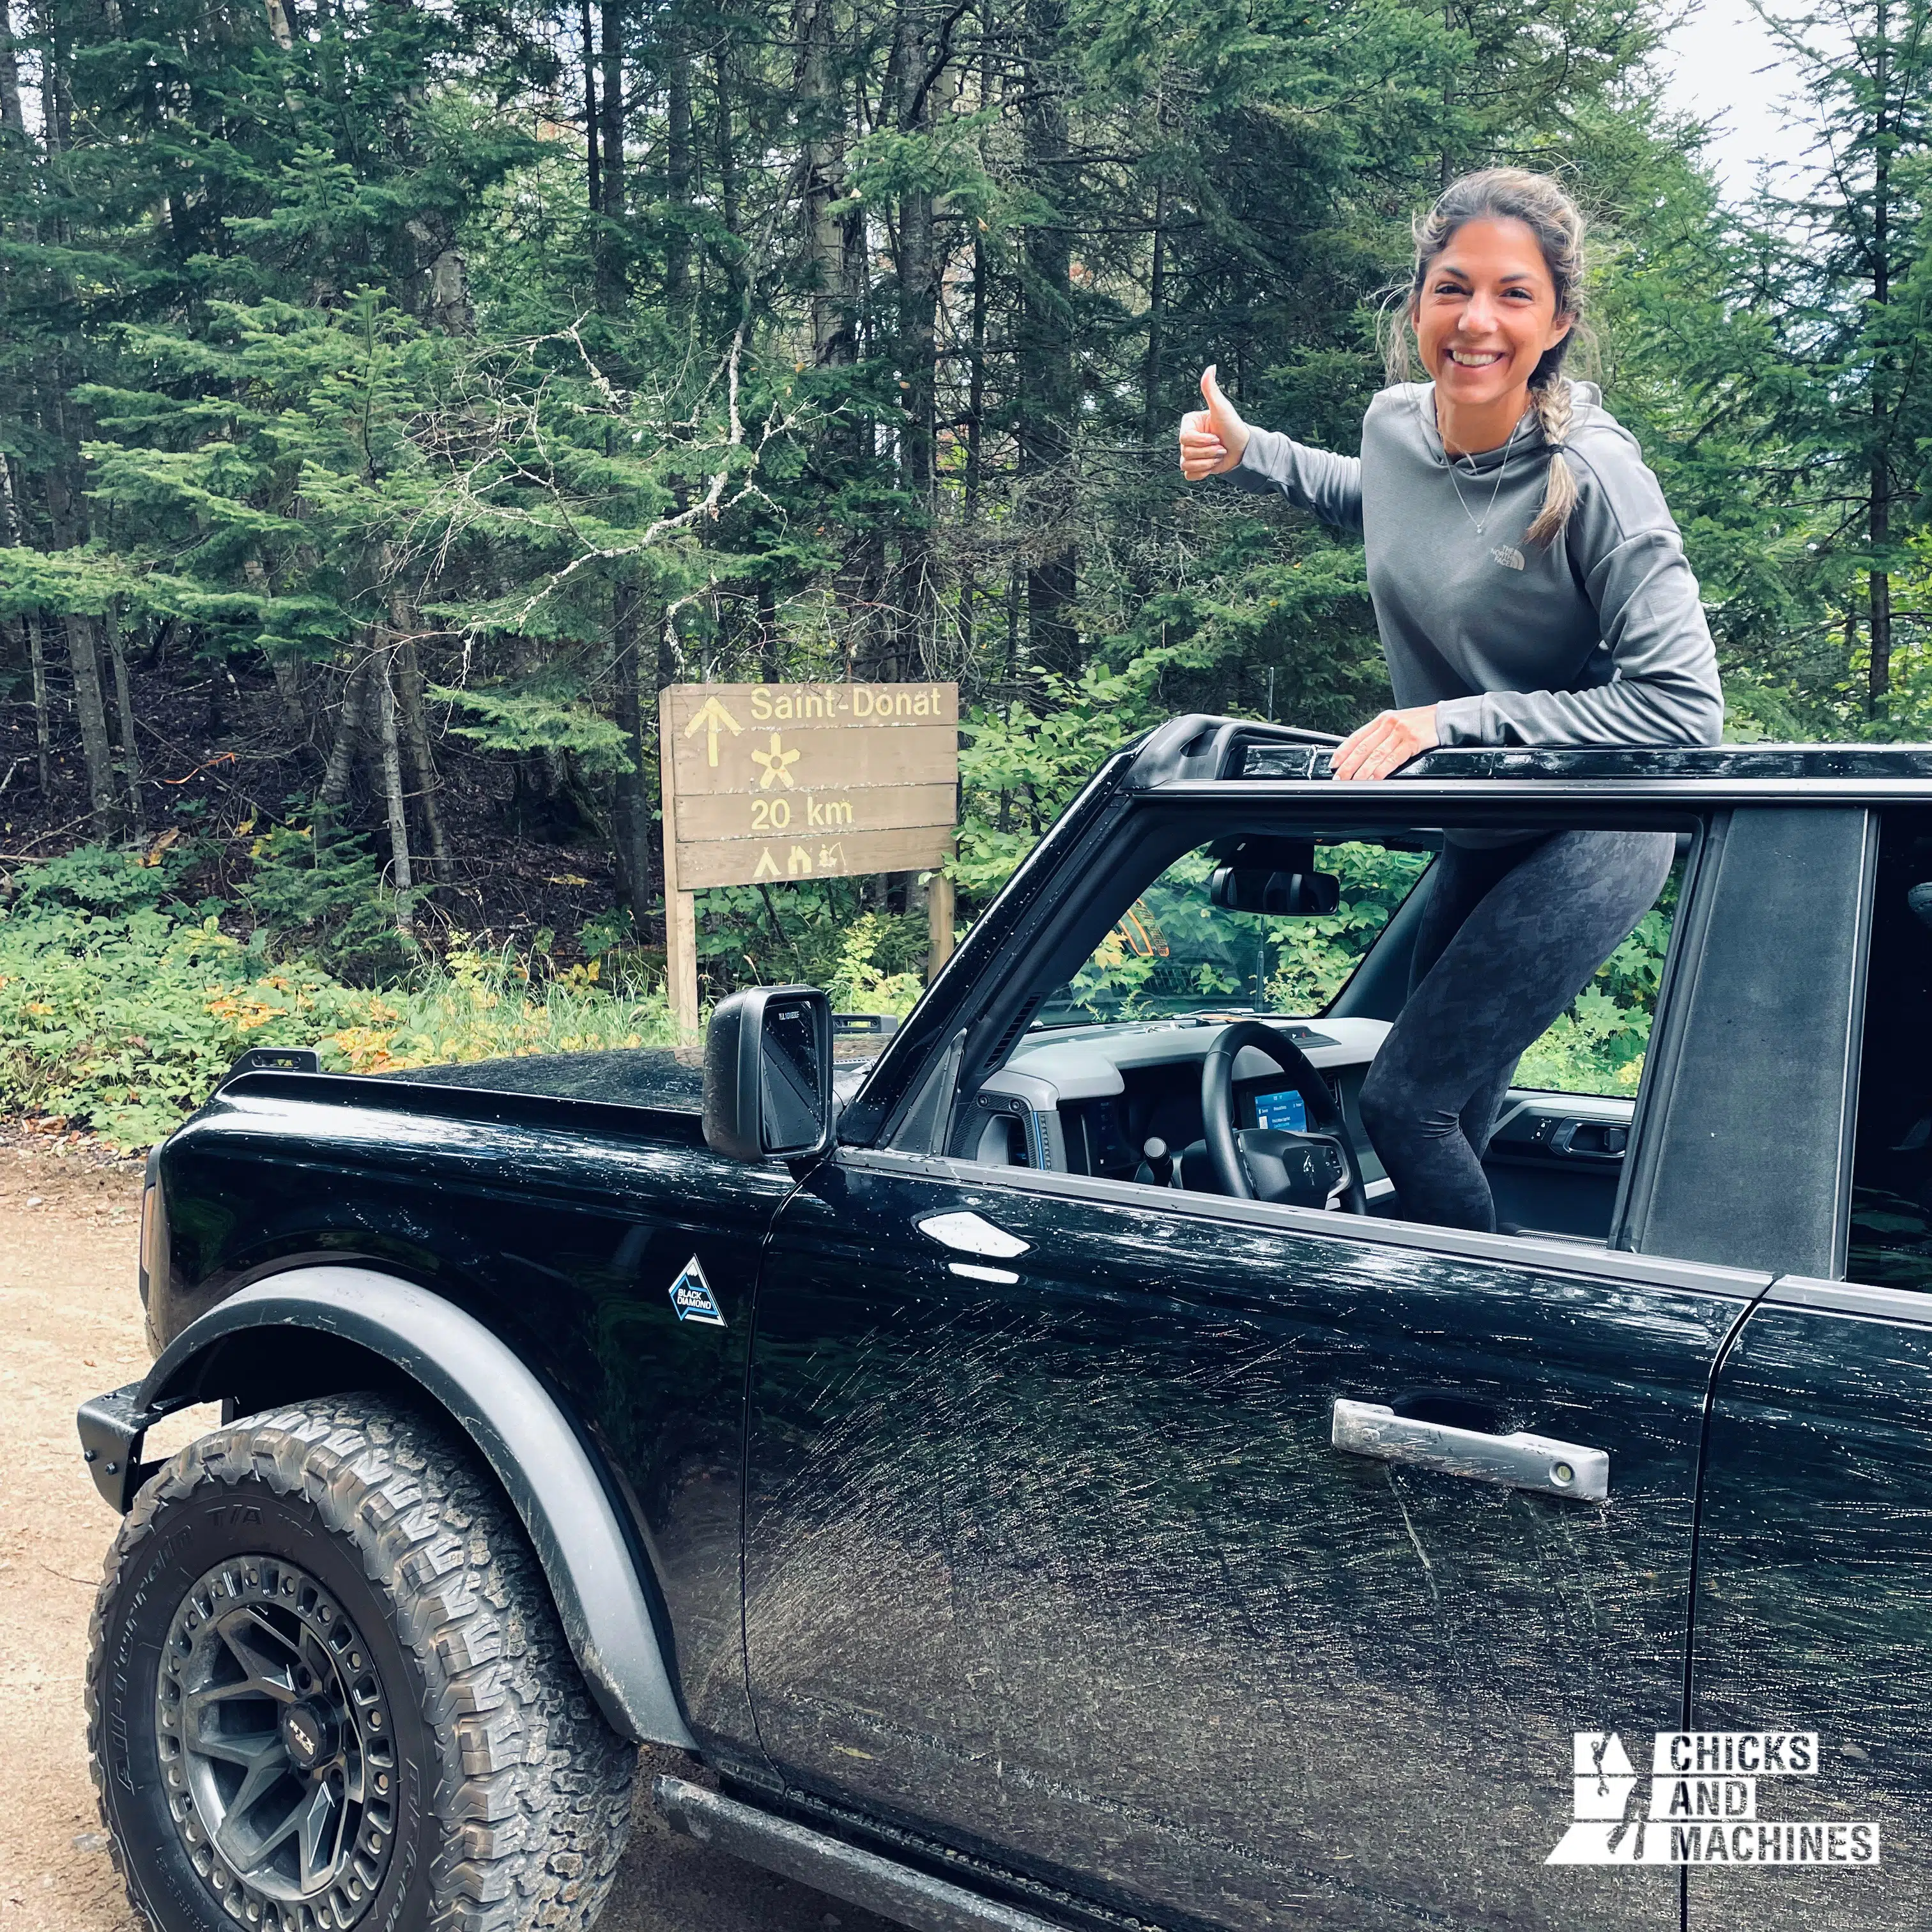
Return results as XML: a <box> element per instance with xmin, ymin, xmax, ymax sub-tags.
<box><xmin>130</xmin><ymin>1265</ymin><xmax>694</xmax><ymax>1749</ymax></box>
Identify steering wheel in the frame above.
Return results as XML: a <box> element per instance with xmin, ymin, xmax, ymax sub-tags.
<box><xmin>1200</xmin><ymin>1021</ymin><xmax>1368</xmax><ymax>1213</ymax></box>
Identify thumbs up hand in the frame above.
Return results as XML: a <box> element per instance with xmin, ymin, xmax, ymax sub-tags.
<box><xmin>1178</xmin><ymin>364</ymin><xmax>1251</xmax><ymax>479</ymax></box>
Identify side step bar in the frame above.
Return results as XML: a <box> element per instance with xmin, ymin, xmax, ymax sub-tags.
<box><xmin>653</xmin><ymin>1775</ymin><xmax>1069</xmax><ymax>1932</ymax></box>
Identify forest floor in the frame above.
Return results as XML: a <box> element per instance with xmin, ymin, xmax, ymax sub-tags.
<box><xmin>0</xmin><ymin>645</ymin><xmax>626</xmax><ymax>963</ymax></box>
<box><xmin>0</xmin><ymin>1126</ymin><xmax>888</xmax><ymax>1932</ymax></box>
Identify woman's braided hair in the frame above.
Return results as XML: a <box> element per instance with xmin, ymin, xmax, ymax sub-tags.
<box><xmin>1382</xmin><ymin>167</ymin><xmax>1590</xmax><ymax>548</ymax></box>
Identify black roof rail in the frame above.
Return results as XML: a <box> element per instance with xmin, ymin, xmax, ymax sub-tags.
<box><xmin>1127</xmin><ymin>719</ymin><xmax>1932</xmax><ymax>787</ymax></box>
<box><xmin>1127</xmin><ymin>715</ymin><xmax>1342</xmax><ymax>790</ymax></box>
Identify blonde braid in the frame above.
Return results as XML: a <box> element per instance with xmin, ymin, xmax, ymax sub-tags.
<box><xmin>1525</xmin><ymin>376</ymin><xmax>1579</xmax><ymax>549</ymax></box>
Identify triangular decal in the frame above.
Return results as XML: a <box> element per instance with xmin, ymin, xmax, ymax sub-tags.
<box><xmin>667</xmin><ymin>1255</ymin><xmax>726</xmax><ymax>1327</ymax></box>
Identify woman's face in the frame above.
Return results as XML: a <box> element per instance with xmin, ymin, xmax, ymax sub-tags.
<box><xmin>1411</xmin><ymin>216</ymin><xmax>1572</xmax><ymax>413</ymax></box>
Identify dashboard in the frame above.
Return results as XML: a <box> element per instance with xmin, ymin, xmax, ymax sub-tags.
<box><xmin>958</xmin><ymin>1016</ymin><xmax>1393</xmax><ymax>1197</ymax></box>
<box><xmin>954</xmin><ymin>1014</ymin><xmax>1639</xmax><ymax>1239</ymax></box>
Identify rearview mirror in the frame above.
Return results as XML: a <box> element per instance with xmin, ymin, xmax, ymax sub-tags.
<box><xmin>1209</xmin><ymin>837</ymin><xmax>1341</xmax><ymax>916</ymax></box>
<box><xmin>703</xmin><ymin>986</ymin><xmax>834</xmax><ymax>1162</ymax></box>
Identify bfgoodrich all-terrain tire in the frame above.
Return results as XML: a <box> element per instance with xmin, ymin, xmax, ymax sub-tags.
<box><xmin>86</xmin><ymin>1397</ymin><xmax>637</xmax><ymax>1932</ymax></box>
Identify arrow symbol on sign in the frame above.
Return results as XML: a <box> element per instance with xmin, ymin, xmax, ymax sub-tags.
<box><xmin>684</xmin><ymin>696</ymin><xmax>742</xmax><ymax>767</ymax></box>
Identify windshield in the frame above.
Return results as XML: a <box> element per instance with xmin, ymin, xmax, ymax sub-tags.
<box><xmin>1034</xmin><ymin>841</ymin><xmax>1432</xmax><ymax>1027</ymax></box>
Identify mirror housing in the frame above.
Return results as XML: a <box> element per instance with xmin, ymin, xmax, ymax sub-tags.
<box><xmin>703</xmin><ymin>986</ymin><xmax>834</xmax><ymax>1163</ymax></box>
<box><xmin>1209</xmin><ymin>837</ymin><xmax>1341</xmax><ymax>916</ymax></box>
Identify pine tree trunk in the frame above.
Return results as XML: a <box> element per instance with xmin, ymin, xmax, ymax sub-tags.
<box><xmin>664</xmin><ymin>12</ymin><xmax>693</xmax><ymax>321</ymax></box>
<box><xmin>714</xmin><ymin>42</ymin><xmax>743</xmax><ymax>296</ymax></box>
<box><xmin>798</xmin><ymin>0</ymin><xmax>847</xmax><ymax>365</ymax></box>
<box><xmin>375</xmin><ymin>646</ymin><xmax>415</xmax><ymax>934</ymax></box>
<box><xmin>321</xmin><ymin>658</ymin><xmax>369</xmax><ymax>813</ymax></box>
<box><xmin>270</xmin><ymin>656</ymin><xmax>308</xmax><ymax>741</ymax></box>
<box><xmin>1867</xmin><ymin>0</ymin><xmax>1893</xmax><ymax>716</ymax></box>
<box><xmin>580</xmin><ymin>0</ymin><xmax>601</xmax><ymax>217</ymax></box>
<box><xmin>395</xmin><ymin>632</ymin><xmax>452</xmax><ymax>886</ymax></box>
<box><xmin>610</xmin><ymin>579</ymin><xmax>654</xmax><ymax>934</ymax></box>
<box><xmin>1144</xmin><ymin>178</ymin><xmax>1167</xmax><ymax>443</ymax></box>
<box><xmin>0</xmin><ymin>0</ymin><xmax>24</xmax><ymax>135</ymax></box>
<box><xmin>27</xmin><ymin>611</ymin><xmax>50</xmax><ymax>792</ymax></box>
<box><xmin>894</xmin><ymin>5</ymin><xmax>952</xmax><ymax>677</ymax></box>
<box><xmin>65</xmin><ymin>615</ymin><xmax>119</xmax><ymax>835</ymax></box>
<box><xmin>597</xmin><ymin>0</ymin><xmax>625</xmax><ymax>311</ymax></box>
<box><xmin>107</xmin><ymin>605</ymin><xmax>143</xmax><ymax>833</ymax></box>
<box><xmin>959</xmin><ymin>229</ymin><xmax>988</xmax><ymax>661</ymax></box>
<box><xmin>1018</xmin><ymin>0</ymin><xmax>1079</xmax><ymax>675</ymax></box>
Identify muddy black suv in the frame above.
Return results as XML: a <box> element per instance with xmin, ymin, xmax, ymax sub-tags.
<box><xmin>80</xmin><ymin>717</ymin><xmax>1932</xmax><ymax>1932</ymax></box>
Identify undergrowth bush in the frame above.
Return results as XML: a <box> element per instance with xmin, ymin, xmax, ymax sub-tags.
<box><xmin>0</xmin><ymin>848</ymin><xmax>677</xmax><ymax>1149</ymax></box>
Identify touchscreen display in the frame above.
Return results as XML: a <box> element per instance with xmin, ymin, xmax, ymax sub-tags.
<box><xmin>1254</xmin><ymin>1088</ymin><xmax>1309</xmax><ymax>1133</ymax></box>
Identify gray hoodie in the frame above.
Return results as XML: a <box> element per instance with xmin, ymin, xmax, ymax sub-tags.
<box><xmin>1230</xmin><ymin>381</ymin><xmax>1724</xmax><ymax>749</ymax></box>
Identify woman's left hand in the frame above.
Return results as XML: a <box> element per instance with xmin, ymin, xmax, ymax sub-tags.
<box><xmin>1330</xmin><ymin>705</ymin><xmax>1440</xmax><ymax>781</ymax></box>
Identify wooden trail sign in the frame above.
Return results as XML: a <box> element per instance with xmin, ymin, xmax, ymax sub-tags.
<box><xmin>659</xmin><ymin>681</ymin><xmax>960</xmax><ymax>1032</ymax></box>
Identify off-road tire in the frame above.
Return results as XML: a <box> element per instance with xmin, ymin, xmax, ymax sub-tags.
<box><xmin>86</xmin><ymin>1396</ymin><xmax>637</xmax><ymax>1932</ymax></box>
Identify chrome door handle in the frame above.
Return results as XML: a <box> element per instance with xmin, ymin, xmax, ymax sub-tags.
<box><xmin>1331</xmin><ymin>1399</ymin><xmax>1609</xmax><ymax>1503</ymax></box>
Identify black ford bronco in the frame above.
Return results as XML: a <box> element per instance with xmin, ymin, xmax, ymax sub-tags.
<box><xmin>79</xmin><ymin>716</ymin><xmax>1932</xmax><ymax>1932</ymax></box>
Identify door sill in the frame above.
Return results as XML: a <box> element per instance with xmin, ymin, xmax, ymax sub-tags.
<box><xmin>655</xmin><ymin>1774</ymin><xmax>1109</xmax><ymax>1932</ymax></box>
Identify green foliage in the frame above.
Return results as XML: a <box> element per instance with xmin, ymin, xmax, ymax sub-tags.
<box><xmin>954</xmin><ymin>667</ymin><xmax>1162</xmax><ymax>895</ymax></box>
<box><xmin>693</xmin><ymin>878</ymin><xmax>930</xmax><ymax>1008</ymax></box>
<box><xmin>240</xmin><ymin>822</ymin><xmax>418</xmax><ymax>981</ymax></box>
<box><xmin>0</xmin><ymin>850</ymin><xmax>677</xmax><ymax>1149</ymax></box>
<box><xmin>1264</xmin><ymin>845</ymin><xmax>1434</xmax><ymax>1013</ymax></box>
<box><xmin>0</xmin><ymin>0</ymin><xmax>1924</xmax><ymax>1140</ymax></box>
<box><xmin>431</xmin><ymin>684</ymin><xmax>640</xmax><ymax>770</ymax></box>
<box><xmin>827</xmin><ymin>914</ymin><xmax>929</xmax><ymax>1017</ymax></box>
<box><xmin>1050</xmin><ymin>841</ymin><xmax>1675</xmax><ymax>1096</ymax></box>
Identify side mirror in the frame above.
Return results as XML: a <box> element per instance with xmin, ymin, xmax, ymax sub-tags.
<box><xmin>1209</xmin><ymin>837</ymin><xmax>1341</xmax><ymax>916</ymax></box>
<box><xmin>703</xmin><ymin>986</ymin><xmax>834</xmax><ymax>1163</ymax></box>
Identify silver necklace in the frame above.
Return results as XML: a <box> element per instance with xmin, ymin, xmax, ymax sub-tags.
<box><xmin>1442</xmin><ymin>411</ymin><xmax>1524</xmax><ymax>537</ymax></box>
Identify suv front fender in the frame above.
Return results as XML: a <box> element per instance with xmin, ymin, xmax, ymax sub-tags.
<box><xmin>77</xmin><ymin>1264</ymin><xmax>695</xmax><ymax>1749</ymax></box>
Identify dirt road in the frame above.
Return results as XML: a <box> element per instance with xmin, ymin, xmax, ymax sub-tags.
<box><xmin>0</xmin><ymin>1131</ymin><xmax>889</xmax><ymax>1932</ymax></box>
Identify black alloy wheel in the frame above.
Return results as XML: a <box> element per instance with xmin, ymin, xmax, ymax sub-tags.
<box><xmin>88</xmin><ymin>1398</ymin><xmax>638</xmax><ymax>1932</ymax></box>
<box><xmin>158</xmin><ymin>1556</ymin><xmax>395</xmax><ymax>1929</ymax></box>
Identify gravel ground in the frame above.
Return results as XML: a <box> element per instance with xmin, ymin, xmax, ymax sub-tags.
<box><xmin>0</xmin><ymin>1128</ymin><xmax>891</xmax><ymax>1932</ymax></box>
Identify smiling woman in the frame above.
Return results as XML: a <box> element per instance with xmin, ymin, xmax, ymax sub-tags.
<box><xmin>1174</xmin><ymin>167</ymin><xmax>1722</xmax><ymax>1234</ymax></box>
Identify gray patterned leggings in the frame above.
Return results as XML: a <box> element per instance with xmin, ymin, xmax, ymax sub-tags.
<box><xmin>1356</xmin><ymin>831</ymin><xmax>1676</xmax><ymax>1232</ymax></box>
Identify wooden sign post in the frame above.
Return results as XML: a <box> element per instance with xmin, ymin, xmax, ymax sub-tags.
<box><xmin>659</xmin><ymin>681</ymin><xmax>960</xmax><ymax>1034</ymax></box>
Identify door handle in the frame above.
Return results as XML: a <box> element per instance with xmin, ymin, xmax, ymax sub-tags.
<box><xmin>1331</xmin><ymin>1399</ymin><xmax>1609</xmax><ymax>1503</ymax></box>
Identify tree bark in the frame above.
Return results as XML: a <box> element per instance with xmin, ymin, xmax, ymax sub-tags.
<box><xmin>375</xmin><ymin>645</ymin><xmax>415</xmax><ymax>934</ymax></box>
<box><xmin>610</xmin><ymin>578</ymin><xmax>654</xmax><ymax>934</ymax></box>
<box><xmin>1018</xmin><ymin>0</ymin><xmax>1079</xmax><ymax>675</ymax></box>
<box><xmin>1867</xmin><ymin>0</ymin><xmax>1892</xmax><ymax>714</ymax></box>
<box><xmin>580</xmin><ymin>0</ymin><xmax>601</xmax><ymax>218</ymax></box>
<box><xmin>714</xmin><ymin>41</ymin><xmax>743</xmax><ymax>296</ymax></box>
<box><xmin>959</xmin><ymin>227</ymin><xmax>989</xmax><ymax>661</ymax></box>
<box><xmin>798</xmin><ymin>0</ymin><xmax>847</xmax><ymax>365</ymax></box>
<box><xmin>1143</xmin><ymin>177</ymin><xmax>1167</xmax><ymax>443</ymax></box>
<box><xmin>320</xmin><ymin>657</ymin><xmax>369</xmax><ymax>812</ymax></box>
<box><xmin>664</xmin><ymin>10</ymin><xmax>693</xmax><ymax>321</ymax></box>
<box><xmin>597</xmin><ymin>0</ymin><xmax>625</xmax><ymax>310</ymax></box>
<box><xmin>27</xmin><ymin>612</ymin><xmax>50</xmax><ymax>792</ymax></box>
<box><xmin>894</xmin><ymin>6</ymin><xmax>956</xmax><ymax>677</ymax></box>
<box><xmin>106</xmin><ymin>604</ymin><xmax>142</xmax><ymax>833</ymax></box>
<box><xmin>395</xmin><ymin>629</ymin><xmax>452</xmax><ymax>886</ymax></box>
<box><xmin>65</xmin><ymin>615</ymin><xmax>118</xmax><ymax>836</ymax></box>
<box><xmin>0</xmin><ymin>1</ymin><xmax>22</xmax><ymax>139</ymax></box>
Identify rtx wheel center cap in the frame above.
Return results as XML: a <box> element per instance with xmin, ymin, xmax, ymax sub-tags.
<box><xmin>281</xmin><ymin>1700</ymin><xmax>335</xmax><ymax>1772</ymax></box>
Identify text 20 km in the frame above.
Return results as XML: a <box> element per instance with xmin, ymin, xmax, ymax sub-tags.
<box><xmin>751</xmin><ymin>795</ymin><xmax>854</xmax><ymax>832</ymax></box>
